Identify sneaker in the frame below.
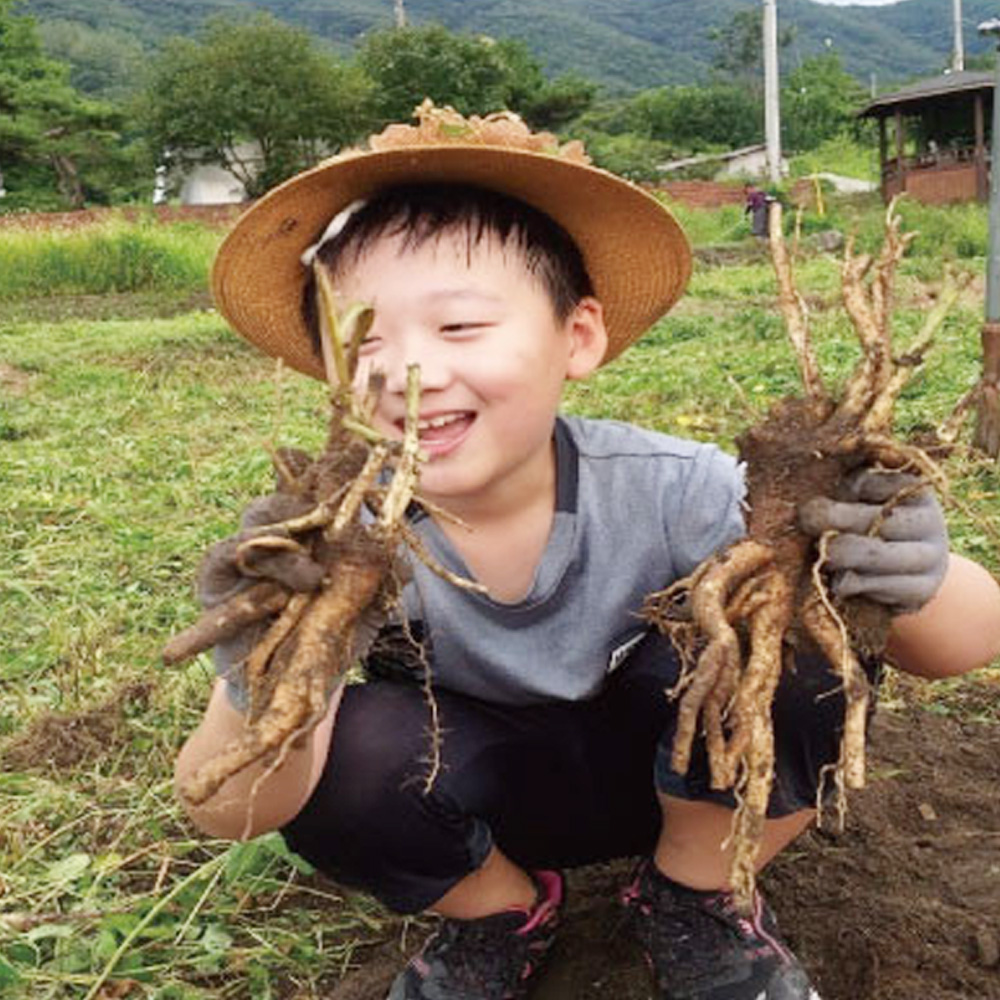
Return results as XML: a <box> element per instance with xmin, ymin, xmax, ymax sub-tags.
<box><xmin>621</xmin><ymin>860</ymin><xmax>821</xmax><ymax>1000</ymax></box>
<box><xmin>386</xmin><ymin>869</ymin><xmax>564</xmax><ymax>1000</ymax></box>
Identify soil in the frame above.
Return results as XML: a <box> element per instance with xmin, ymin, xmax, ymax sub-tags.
<box><xmin>3</xmin><ymin>681</ymin><xmax>153</xmax><ymax>775</ymax></box>
<box><xmin>0</xmin><ymin>361</ymin><xmax>34</xmax><ymax>395</ymax></box>
<box><xmin>322</xmin><ymin>683</ymin><xmax>1000</xmax><ymax>1000</ymax></box>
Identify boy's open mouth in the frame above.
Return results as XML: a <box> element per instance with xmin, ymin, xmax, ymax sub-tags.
<box><xmin>405</xmin><ymin>411</ymin><xmax>475</xmax><ymax>455</ymax></box>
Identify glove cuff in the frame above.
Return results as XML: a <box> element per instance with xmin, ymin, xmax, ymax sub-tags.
<box><xmin>213</xmin><ymin>645</ymin><xmax>250</xmax><ymax>714</ymax></box>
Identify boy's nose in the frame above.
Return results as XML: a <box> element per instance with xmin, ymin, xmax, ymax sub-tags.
<box><xmin>380</xmin><ymin>337</ymin><xmax>449</xmax><ymax>395</ymax></box>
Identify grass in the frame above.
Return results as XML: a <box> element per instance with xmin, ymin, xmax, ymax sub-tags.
<box><xmin>1</xmin><ymin>316</ymin><xmax>393</xmax><ymax>999</ymax></box>
<box><xmin>659</xmin><ymin>201</ymin><xmax>750</xmax><ymax>247</ymax></box>
<box><xmin>789</xmin><ymin>134</ymin><xmax>881</xmax><ymax>184</ymax></box>
<box><xmin>1</xmin><ymin>200</ymin><xmax>999</xmax><ymax>998</ymax></box>
<box><xmin>0</xmin><ymin>219</ymin><xmax>220</xmax><ymax>300</ymax></box>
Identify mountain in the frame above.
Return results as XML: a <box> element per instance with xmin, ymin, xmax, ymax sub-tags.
<box><xmin>21</xmin><ymin>0</ymin><xmax>998</xmax><ymax>94</ymax></box>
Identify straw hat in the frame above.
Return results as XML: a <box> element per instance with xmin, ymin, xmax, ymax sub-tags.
<box><xmin>212</xmin><ymin>101</ymin><xmax>692</xmax><ymax>381</ymax></box>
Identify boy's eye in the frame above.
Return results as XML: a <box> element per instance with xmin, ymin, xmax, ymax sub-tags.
<box><xmin>440</xmin><ymin>321</ymin><xmax>492</xmax><ymax>335</ymax></box>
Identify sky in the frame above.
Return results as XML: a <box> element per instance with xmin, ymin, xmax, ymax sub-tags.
<box><xmin>809</xmin><ymin>1</ymin><xmax>908</xmax><ymax>5</ymax></box>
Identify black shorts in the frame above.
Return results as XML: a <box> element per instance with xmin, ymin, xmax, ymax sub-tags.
<box><xmin>282</xmin><ymin>630</ymin><xmax>879</xmax><ymax>914</ymax></box>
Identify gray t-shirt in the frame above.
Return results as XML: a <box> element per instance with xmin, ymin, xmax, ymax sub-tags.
<box><xmin>390</xmin><ymin>416</ymin><xmax>746</xmax><ymax>706</ymax></box>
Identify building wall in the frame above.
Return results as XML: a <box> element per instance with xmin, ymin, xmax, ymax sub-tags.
<box><xmin>716</xmin><ymin>149</ymin><xmax>771</xmax><ymax>179</ymax></box>
<box><xmin>642</xmin><ymin>179</ymin><xmax>745</xmax><ymax>208</ymax></box>
<box><xmin>891</xmin><ymin>163</ymin><xmax>981</xmax><ymax>205</ymax></box>
<box><xmin>179</xmin><ymin>164</ymin><xmax>248</xmax><ymax>206</ymax></box>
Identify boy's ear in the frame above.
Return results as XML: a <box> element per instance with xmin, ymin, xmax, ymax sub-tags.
<box><xmin>565</xmin><ymin>297</ymin><xmax>608</xmax><ymax>380</ymax></box>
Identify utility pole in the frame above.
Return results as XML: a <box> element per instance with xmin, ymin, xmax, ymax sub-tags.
<box><xmin>762</xmin><ymin>0</ymin><xmax>782</xmax><ymax>185</ymax></box>
<box><xmin>394</xmin><ymin>0</ymin><xmax>406</xmax><ymax>28</ymax></box>
<box><xmin>953</xmin><ymin>0</ymin><xmax>965</xmax><ymax>72</ymax></box>
<box><xmin>973</xmin><ymin>17</ymin><xmax>1000</xmax><ymax>456</ymax></box>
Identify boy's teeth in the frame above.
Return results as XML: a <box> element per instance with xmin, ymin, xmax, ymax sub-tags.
<box><xmin>418</xmin><ymin>414</ymin><xmax>461</xmax><ymax>430</ymax></box>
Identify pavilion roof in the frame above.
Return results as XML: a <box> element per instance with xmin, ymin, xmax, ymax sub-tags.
<box><xmin>859</xmin><ymin>70</ymin><xmax>993</xmax><ymax>118</ymax></box>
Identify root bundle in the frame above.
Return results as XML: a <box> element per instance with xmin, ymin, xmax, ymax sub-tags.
<box><xmin>164</xmin><ymin>269</ymin><xmax>425</xmax><ymax>813</ymax></box>
<box><xmin>644</xmin><ymin>201</ymin><xmax>960</xmax><ymax>907</ymax></box>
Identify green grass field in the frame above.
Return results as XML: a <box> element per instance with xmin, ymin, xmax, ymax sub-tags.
<box><xmin>1</xmin><ymin>206</ymin><xmax>998</xmax><ymax>998</ymax></box>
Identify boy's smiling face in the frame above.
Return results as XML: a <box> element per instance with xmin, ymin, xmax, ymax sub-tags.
<box><xmin>330</xmin><ymin>227</ymin><xmax>606</xmax><ymax>516</ymax></box>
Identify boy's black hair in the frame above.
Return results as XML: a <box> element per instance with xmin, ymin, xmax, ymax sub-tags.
<box><xmin>300</xmin><ymin>183</ymin><xmax>594</xmax><ymax>360</ymax></box>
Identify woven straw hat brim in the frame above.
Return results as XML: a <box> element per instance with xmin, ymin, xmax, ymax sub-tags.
<box><xmin>212</xmin><ymin>144</ymin><xmax>692</xmax><ymax>381</ymax></box>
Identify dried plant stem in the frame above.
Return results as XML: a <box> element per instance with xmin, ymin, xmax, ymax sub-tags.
<box><xmin>768</xmin><ymin>203</ymin><xmax>823</xmax><ymax>400</ymax></box>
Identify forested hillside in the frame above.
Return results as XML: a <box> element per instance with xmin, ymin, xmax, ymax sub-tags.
<box><xmin>21</xmin><ymin>0</ymin><xmax>999</xmax><ymax>92</ymax></box>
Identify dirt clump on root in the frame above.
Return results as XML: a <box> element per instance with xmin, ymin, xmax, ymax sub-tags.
<box><xmin>317</xmin><ymin>697</ymin><xmax>1000</xmax><ymax>1000</ymax></box>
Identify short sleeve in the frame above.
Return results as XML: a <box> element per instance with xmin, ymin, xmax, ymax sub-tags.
<box><xmin>668</xmin><ymin>446</ymin><xmax>746</xmax><ymax>578</ymax></box>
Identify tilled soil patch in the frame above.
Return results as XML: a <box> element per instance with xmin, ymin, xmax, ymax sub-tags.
<box><xmin>322</xmin><ymin>696</ymin><xmax>1000</xmax><ymax>1000</ymax></box>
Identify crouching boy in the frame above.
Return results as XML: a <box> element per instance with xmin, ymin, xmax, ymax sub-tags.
<box><xmin>175</xmin><ymin>105</ymin><xmax>1000</xmax><ymax>1000</ymax></box>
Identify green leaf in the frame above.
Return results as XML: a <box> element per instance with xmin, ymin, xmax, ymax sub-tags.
<box><xmin>247</xmin><ymin>960</ymin><xmax>273</xmax><ymax>1000</ymax></box>
<box><xmin>0</xmin><ymin>955</ymin><xmax>22</xmax><ymax>988</ymax></box>
<box><xmin>44</xmin><ymin>852</ymin><xmax>91</xmax><ymax>885</ymax></box>
<box><xmin>258</xmin><ymin>832</ymin><xmax>315</xmax><ymax>875</ymax></box>
<box><xmin>0</xmin><ymin>773</ymin><xmax>35</xmax><ymax>795</ymax></box>
<box><xmin>94</xmin><ymin>851</ymin><xmax>125</xmax><ymax>874</ymax></box>
<box><xmin>3</xmin><ymin>943</ymin><xmax>37</xmax><ymax>968</ymax></box>
<box><xmin>223</xmin><ymin>840</ymin><xmax>273</xmax><ymax>883</ymax></box>
<box><xmin>25</xmin><ymin>922</ymin><xmax>74</xmax><ymax>943</ymax></box>
<box><xmin>137</xmin><ymin>919</ymin><xmax>180</xmax><ymax>941</ymax></box>
<box><xmin>102</xmin><ymin>913</ymin><xmax>141</xmax><ymax>936</ymax></box>
<box><xmin>199</xmin><ymin>924</ymin><xmax>232</xmax><ymax>955</ymax></box>
<box><xmin>94</xmin><ymin>927</ymin><xmax>120</xmax><ymax>963</ymax></box>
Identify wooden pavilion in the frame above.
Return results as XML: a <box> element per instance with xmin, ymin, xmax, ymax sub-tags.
<box><xmin>858</xmin><ymin>70</ymin><xmax>994</xmax><ymax>205</ymax></box>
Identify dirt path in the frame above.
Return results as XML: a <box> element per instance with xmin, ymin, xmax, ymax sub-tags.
<box><xmin>324</xmin><ymin>693</ymin><xmax>1000</xmax><ymax>1000</ymax></box>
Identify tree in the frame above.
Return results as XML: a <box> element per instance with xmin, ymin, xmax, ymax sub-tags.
<box><xmin>781</xmin><ymin>53</ymin><xmax>868</xmax><ymax>152</ymax></box>
<box><xmin>358</xmin><ymin>24</ymin><xmax>516</xmax><ymax>125</ymax></box>
<box><xmin>356</xmin><ymin>25</ymin><xmax>594</xmax><ymax>131</ymax></box>
<box><xmin>0</xmin><ymin>0</ymin><xmax>132</xmax><ymax>209</ymax></box>
<box><xmin>515</xmin><ymin>72</ymin><xmax>597</xmax><ymax>132</ymax></box>
<box><xmin>627</xmin><ymin>84</ymin><xmax>764</xmax><ymax>152</ymax></box>
<box><xmin>139</xmin><ymin>14</ymin><xmax>373</xmax><ymax>197</ymax></box>
<box><xmin>38</xmin><ymin>20</ymin><xmax>145</xmax><ymax>101</ymax></box>
<box><xmin>491</xmin><ymin>39</ymin><xmax>596</xmax><ymax>131</ymax></box>
<box><xmin>708</xmin><ymin>8</ymin><xmax>795</xmax><ymax>91</ymax></box>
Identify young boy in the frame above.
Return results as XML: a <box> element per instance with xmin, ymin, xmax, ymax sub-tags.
<box><xmin>175</xmin><ymin>106</ymin><xmax>1000</xmax><ymax>1000</ymax></box>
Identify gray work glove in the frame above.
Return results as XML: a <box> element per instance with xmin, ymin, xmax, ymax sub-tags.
<box><xmin>198</xmin><ymin>491</ymin><xmax>325</xmax><ymax>712</ymax></box>
<box><xmin>799</xmin><ymin>468</ymin><xmax>949</xmax><ymax>614</ymax></box>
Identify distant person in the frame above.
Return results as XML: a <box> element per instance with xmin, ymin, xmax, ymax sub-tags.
<box><xmin>745</xmin><ymin>183</ymin><xmax>771</xmax><ymax>238</ymax></box>
<box><xmin>174</xmin><ymin>105</ymin><xmax>1000</xmax><ymax>1000</ymax></box>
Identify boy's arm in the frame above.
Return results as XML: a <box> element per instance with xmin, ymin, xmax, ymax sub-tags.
<box><xmin>174</xmin><ymin>678</ymin><xmax>343</xmax><ymax>840</ymax></box>
<box><xmin>173</xmin><ymin>486</ymin><xmax>341</xmax><ymax>840</ymax></box>
<box><xmin>886</xmin><ymin>553</ymin><xmax>1000</xmax><ymax>679</ymax></box>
